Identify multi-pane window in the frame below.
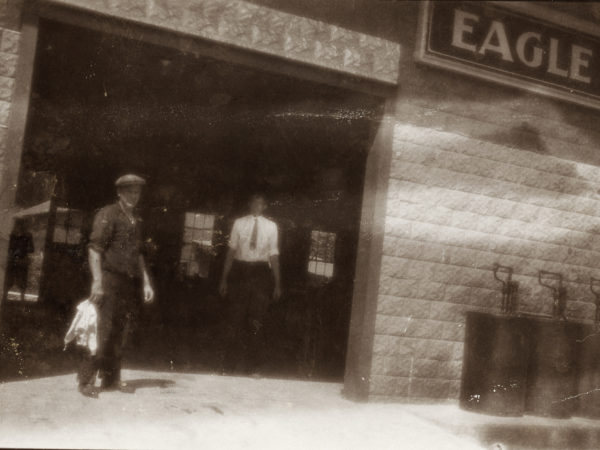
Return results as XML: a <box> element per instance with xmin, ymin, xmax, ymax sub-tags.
<box><xmin>307</xmin><ymin>230</ymin><xmax>336</xmax><ymax>279</ymax></box>
<box><xmin>53</xmin><ymin>208</ymin><xmax>84</xmax><ymax>245</ymax></box>
<box><xmin>180</xmin><ymin>212</ymin><xmax>215</xmax><ymax>278</ymax></box>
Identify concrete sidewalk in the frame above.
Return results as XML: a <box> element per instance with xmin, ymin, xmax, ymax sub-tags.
<box><xmin>0</xmin><ymin>369</ymin><xmax>483</xmax><ymax>450</ymax></box>
<box><xmin>404</xmin><ymin>404</ymin><xmax>600</xmax><ymax>450</ymax></box>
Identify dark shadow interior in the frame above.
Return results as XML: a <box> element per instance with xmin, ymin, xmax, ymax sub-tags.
<box><xmin>2</xmin><ymin>18</ymin><xmax>384</xmax><ymax>381</ymax></box>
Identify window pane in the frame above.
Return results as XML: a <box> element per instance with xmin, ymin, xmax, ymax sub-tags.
<box><xmin>180</xmin><ymin>243</ymin><xmax>193</xmax><ymax>261</ymax></box>
<box><xmin>183</xmin><ymin>227</ymin><xmax>193</xmax><ymax>243</ymax></box>
<box><xmin>53</xmin><ymin>226</ymin><xmax>67</xmax><ymax>243</ymax></box>
<box><xmin>316</xmin><ymin>261</ymin><xmax>324</xmax><ymax>276</ymax></box>
<box><xmin>308</xmin><ymin>229</ymin><xmax>336</xmax><ymax>278</ymax></box>
<box><xmin>67</xmin><ymin>229</ymin><xmax>82</xmax><ymax>245</ymax></box>
<box><xmin>204</xmin><ymin>214</ymin><xmax>215</xmax><ymax>229</ymax></box>
<box><xmin>323</xmin><ymin>262</ymin><xmax>334</xmax><ymax>278</ymax></box>
<box><xmin>200</xmin><ymin>229</ymin><xmax>213</xmax><ymax>245</ymax></box>
<box><xmin>181</xmin><ymin>212</ymin><xmax>216</xmax><ymax>279</ymax></box>
<box><xmin>184</xmin><ymin>212</ymin><xmax>195</xmax><ymax>228</ymax></box>
<box><xmin>192</xmin><ymin>228</ymin><xmax>204</xmax><ymax>243</ymax></box>
<box><xmin>194</xmin><ymin>213</ymin><xmax>205</xmax><ymax>229</ymax></box>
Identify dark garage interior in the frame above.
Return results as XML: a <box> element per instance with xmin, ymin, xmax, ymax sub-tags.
<box><xmin>1</xmin><ymin>18</ymin><xmax>385</xmax><ymax>381</ymax></box>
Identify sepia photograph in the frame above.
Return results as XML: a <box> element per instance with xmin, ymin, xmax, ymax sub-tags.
<box><xmin>2</xmin><ymin>1</ymin><xmax>600</xmax><ymax>449</ymax></box>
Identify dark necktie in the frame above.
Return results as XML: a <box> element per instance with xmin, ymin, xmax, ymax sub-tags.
<box><xmin>249</xmin><ymin>217</ymin><xmax>258</xmax><ymax>250</ymax></box>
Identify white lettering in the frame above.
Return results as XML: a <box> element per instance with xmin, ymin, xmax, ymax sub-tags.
<box><xmin>548</xmin><ymin>38</ymin><xmax>569</xmax><ymax>77</ymax></box>
<box><xmin>478</xmin><ymin>20</ymin><xmax>514</xmax><ymax>62</ymax></box>
<box><xmin>445</xmin><ymin>9</ymin><xmax>595</xmax><ymax>86</ymax></box>
<box><xmin>451</xmin><ymin>9</ymin><xmax>478</xmax><ymax>52</ymax></box>
<box><xmin>570</xmin><ymin>44</ymin><xmax>593</xmax><ymax>83</ymax></box>
<box><xmin>515</xmin><ymin>32</ymin><xmax>543</xmax><ymax>68</ymax></box>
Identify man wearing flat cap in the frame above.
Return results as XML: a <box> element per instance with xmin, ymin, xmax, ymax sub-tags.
<box><xmin>77</xmin><ymin>173</ymin><xmax>154</xmax><ymax>398</ymax></box>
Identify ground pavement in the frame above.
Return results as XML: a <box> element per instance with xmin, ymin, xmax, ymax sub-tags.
<box><xmin>0</xmin><ymin>369</ymin><xmax>483</xmax><ymax>450</ymax></box>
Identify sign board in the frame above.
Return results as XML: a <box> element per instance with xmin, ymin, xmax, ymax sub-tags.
<box><xmin>416</xmin><ymin>1</ymin><xmax>600</xmax><ymax>109</ymax></box>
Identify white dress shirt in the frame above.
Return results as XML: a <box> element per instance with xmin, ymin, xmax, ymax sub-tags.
<box><xmin>228</xmin><ymin>215</ymin><xmax>279</xmax><ymax>262</ymax></box>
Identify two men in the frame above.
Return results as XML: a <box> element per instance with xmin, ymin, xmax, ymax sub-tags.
<box><xmin>219</xmin><ymin>193</ymin><xmax>282</xmax><ymax>374</ymax></box>
<box><xmin>78</xmin><ymin>174</ymin><xmax>154</xmax><ymax>398</ymax></box>
<box><xmin>78</xmin><ymin>178</ymin><xmax>280</xmax><ymax>396</ymax></box>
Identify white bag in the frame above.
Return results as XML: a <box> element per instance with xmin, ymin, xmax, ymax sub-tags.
<box><xmin>64</xmin><ymin>299</ymin><xmax>98</xmax><ymax>356</ymax></box>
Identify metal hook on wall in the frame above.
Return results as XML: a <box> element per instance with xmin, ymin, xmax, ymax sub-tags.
<box><xmin>538</xmin><ymin>270</ymin><xmax>566</xmax><ymax>320</ymax></box>
<box><xmin>493</xmin><ymin>264</ymin><xmax>518</xmax><ymax>314</ymax></box>
<box><xmin>590</xmin><ymin>277</ymin><xmax>600</xmax><ymax>327</ymax></box>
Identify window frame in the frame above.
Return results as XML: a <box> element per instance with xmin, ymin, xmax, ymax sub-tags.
<box><xmin>52</xmin><ymin>207</ymin><xmax>84</xmax><ymax>246</ymax></box>
<box><xmin>179</xmin><ymin>211</ymin><xmax>217</xmax><ymax>279</ymax></box>
<box><xmin>307</xmin><ymin>228</ymin><xmax>337</xmax><ymax>280</ymax></box>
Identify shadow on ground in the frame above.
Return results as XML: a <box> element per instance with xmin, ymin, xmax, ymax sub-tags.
<box><xmin>123</xmin><ymin>378</ymin><xmax>175</xmax><ymax>391</ymax></box>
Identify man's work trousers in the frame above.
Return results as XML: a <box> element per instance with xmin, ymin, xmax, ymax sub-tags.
<box><xmin>224</xmin><ymin>260</ymin><xmax>273</xmax><ymax>373</ymax></box>
<box><xmin>78</xmin><ymin>270</ymin><xmax>140</xmax><ymax>387</ymax></box>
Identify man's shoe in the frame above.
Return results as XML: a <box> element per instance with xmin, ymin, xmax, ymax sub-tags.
<box><xmin>117</xmin><ymin>382</ymin><xmax>135</xmax><ymax>394</ymax></box>
<box><xmin>78</xmin><ymin>384</ymin><xmax>99</xmax><ymax>399</ymax></box>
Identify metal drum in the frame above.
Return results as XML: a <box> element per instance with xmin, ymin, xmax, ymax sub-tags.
<box><xmin>578</xmin><ymin>278</ymin><xmax>600</xmax><ymax>419</ymax></box>
<box><xmin>525</xmin><ymin>317</ymin><xmax>581</xmax><ymax>418</ymax></box>
<box><xmin>576</xmin><ymin>324</ymin><xmax>600</xmax><ymax>418</ymax></box>
<box><xmin>460</xmin><ymin>311</ymin><xmax>531</xmax><ymax>416</ymax></box>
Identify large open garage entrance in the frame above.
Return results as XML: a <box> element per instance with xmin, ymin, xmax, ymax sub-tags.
<box><xmin>2</xmin><ymin>16</ymin><xmax>386</xmax><ymax>381</ymax></box>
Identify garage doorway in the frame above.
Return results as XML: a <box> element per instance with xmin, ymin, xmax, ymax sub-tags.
<box><xmin>7</xmin><ymin>17</ymin><xmax>386</xmax><ymax>381</ymax></box>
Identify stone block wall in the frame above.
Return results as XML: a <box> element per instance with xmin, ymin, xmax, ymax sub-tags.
<box><xmin>369</xmin><ymin>122</ymin><xmax>600</xmax><ymax>401</ymax></box>
<box><xmin>47</xmin><ymin>0</ymin><xmax>400</xmax><ymax>84</ymax></box>
<box><xmin>0</xmin><ymin>26</ymin><xmax>20</xmax><ymax>166</ymax></box>
<box><xmin>0</xmin><ymin>26</ymin><xmax>21</xmax><ymax>293</ymax></box>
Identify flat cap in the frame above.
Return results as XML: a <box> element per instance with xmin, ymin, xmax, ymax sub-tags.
<box><xmin>115</xmin><ymin>174</ymin><xmax>146</xmax><ymax>187</ymax></box>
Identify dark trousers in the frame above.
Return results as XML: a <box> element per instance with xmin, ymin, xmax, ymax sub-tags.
<box><xmin>223</xmin><ymin>261</ymin><xmax>273</xmax><ymax>373</ymax></box>
<box><xmin>78</xmin><ymin>271</ymin><xmax>140</xmax><ymax>387</ymax></box>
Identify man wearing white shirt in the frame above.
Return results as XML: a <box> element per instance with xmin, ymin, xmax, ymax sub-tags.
<box><xmin>219</xmin><ymin>193</ymin><xmax>282</xmax><ymax>374</ymax></box>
